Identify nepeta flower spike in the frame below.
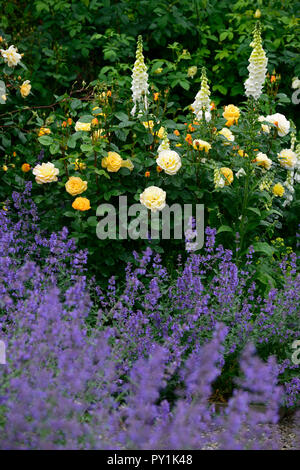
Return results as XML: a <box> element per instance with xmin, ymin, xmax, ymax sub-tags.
<box><xmin>244</xmin><ymin>22</ymin><xmax>268</xmax><ymax>100</ymax></box>
<box><xmin>191</xmin><ymin>67</ymin><xmax>211</xmax><ymax>122</ymax></box>
<box><xmin>131</xmin><ymin>36</ymin><xmax>149</xmax><ymax>116</ymax></box>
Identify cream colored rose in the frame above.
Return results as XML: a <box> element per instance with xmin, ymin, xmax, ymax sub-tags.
<box><xmin>101</xmin><ymin>151</ymin><xmax>123</xmax><ymax>172</ymax></box>
<box><xmin>65</xmin><ymin>176</ymin><xmax>87</xmax><ymax>196</ymax></box>
<box><xmin>218</xmin><ymin>127</ymin><xmax>234</xmax><ymax>144</ymax></box>
<box><xmin>265</xmin><ymin>113</ymin><xmax>290</xmax><ymax>137</ymax></box>
<box><xmin>258</xmin><ymin>116</ymin><xmax>270</xmax><ymax>133</ymax></box>
<box><xmin>20</xmin><ymin>80</ymin><xmax>31</xmax><ymax>98</ymax></box>
<box><xmin>156</xmin><ymin>150</ymin><xmax>182</xmax><ymax>175</ymax></box>
<box><xmin>255</xmin><ymin>152</ymin><xmax>272</xmax><ymax>170</ymax></box>
<box><xmin>140</xmin><ymin>186</ymin><xmax>166</xmax><ymax>212</ymax></box>
<box><xmin>1</xmin><ymin>45</ymin><xmax>22</xmax><ymax>67</ymax></box>
<box><xmin>278</xmin><ymin>149</ymin><xmax>297</xmax><ymax>169</ymax></box>
<box><xmin>32</xmin><ymin>162</ymin><xmax>59</xmax><ymax>184</ymax></box>
<box><xmin>75</xmin><ymin>121</ymin><xmax>91</xmax><ymax>132</ymax></box>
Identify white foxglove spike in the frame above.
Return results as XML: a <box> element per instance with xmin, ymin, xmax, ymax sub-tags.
<box><xmin>245</xmin><ymin>22</ymin><xmax>268</xmax><ymax>100</ymax></box>
<box><xmin>191</xmin><ymin>67</ymin><xmax>211</xmax><ymax>122</ymax></box>
<box><xmin>131</xmin><ymin>36</ymin><xmax>149</xmax><ymax>116</ymax></box>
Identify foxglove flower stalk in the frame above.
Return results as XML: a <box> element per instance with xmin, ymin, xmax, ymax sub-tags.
<box><xmin>158</xmin><ymin>129</ymin><xmax>170</xmax><ymax>152</ymax></box>
<box><xmin>131</xmin><ymin>36</ymin><xmax>149</xmax><ymax>116</ymax></box>
<box><xmin>244</xmin><ymin>22</ymin><xmax>268</xmax><ymax>100</ymax></box>
<box><xmin>191</xmin><ymin>67</ymin><xmax>211</xmax><ymax>122</ymax></box>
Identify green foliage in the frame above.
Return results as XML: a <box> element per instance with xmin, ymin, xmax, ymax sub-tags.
<box><xmin>0</xmin><ymin>1</ymin><xmax>299</xmax><ymax>282</ymax></box>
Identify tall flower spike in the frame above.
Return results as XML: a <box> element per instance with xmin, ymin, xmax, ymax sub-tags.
<box><xmin>191</xmin><ymin>67</ymin><xmax>211</xmax><ymax>122</ymax></box>
<box><xmin>158</xmin><ymin>129</ymin><xmax>170</xmax><ymax>152</ymax></box>
<box><xmin>131</xmin><ymin>36</ymin><xmax>149</xmax><ymax>116</ymax></box>
<box><xmin>244</xmin><ymin>22</ymin><xmax>268</xmax><ymax>100</ymax></box>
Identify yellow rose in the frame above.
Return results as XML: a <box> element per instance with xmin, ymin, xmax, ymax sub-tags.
<box><xmin>277</xmin><ymin>149</ymin><xmax>297</xmax><ymax>169</ymax></box>
<box><xmin>192</xmin><ymin>139</ymin><xmax>212</xmax><ymax>152</ymax></box>
<box><xmin>140</xmin><ymin>186</ymin><xmax>166</xmax><ymax>212</ymax></box>
<box><xmin>272</xmin><ymin>183</ymin><xmax>285</xmax><ymax>197</ymax></box>
<box><xmin>220</xmin><ymin>167</ymin><xmax>234</xmax><ymax>185</ymax></box>
<box><xmin>72</xmin><ymin>197</ymin><xmax>91</xmax><ymax>211</ymax></box>
<box><xmin>38</xmin><ymin>127</ymin><xmax>51</xmax><ymax>137</ymax></box>
<box><xmin>21</xmin><ymin>163</ymin><xmax>31</xmax><ymax>172</ymax></box>
<box><xmin>254</xmin><ymin>152</ymin><xmax>272</xmax><ymax>170</ymax></box>
<box><xmin>223</xmin><ymin>104</ymin><xmax>240</xmax><ymax>127</ymax></box>
<box><xmin>75</xmin><ymin>121</ymin><xmax>91</xmax><ymax>132</ymax></box>
<box><xmin>2</xmin><ymin>165</ymin><xmax>8</xmax><ymax>171</ymax></box>
<box><xmin>101</xmin><ymin>151</ymin><xmax>123</xmax><ymax>172</ymax></box>
<box><xmin>32</xmin><ymin>162</ymin><xmax>59</xmax><ymax>184</ymax></box>
<box><xmin>65</xmin><ymin>176</ymin><xmax>87</xmax><ymax>196</ymax></box>
<box><xmin>156</xmin><ymin>150</ymin><xmax>182</xmax><ymax>175</ymax></box>
<box><xmin>218</xmin><ymin>128</ymin><xmax>234</xmax><ymax>145</ymax></box>
<box><xmin>20</xmin><ymin>80</ymin><xmax>31</xmax><ymax>98</ymax></box>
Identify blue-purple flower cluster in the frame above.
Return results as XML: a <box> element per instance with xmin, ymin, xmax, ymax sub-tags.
<box><xmin>0</xmin><ymin>185</ymin><xmax>298</xmax><ymax>449</ymax></box>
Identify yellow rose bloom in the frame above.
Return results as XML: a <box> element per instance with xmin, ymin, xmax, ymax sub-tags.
<box><xmin>140</xmin><ymin>186</ymin><xmax>166</xmax><ymax>212</ymax></box>
<box><xmin>272</xmin><ymin>183</ymin><xmax>285</xmax><ymax>197</ymax></box>
<box><xmin>38</xmin><ymin>127</ymin><xmax>51</xmax><ymax>137</ymax></box>
<box><xmin>75</xmin><ymin>121</ymin><xmax>91</xmax><ymax>132</ymax></box>
<box><xmin>156</xmin><ymin>150</ymin><xmax>182</xmax><ymax>175</ymax></box>
<box><xmin>101</xmin><ymin>151</ymin><xmax>123</xmax><ymax>172</ymax></box>
<box><xmin>65</xmin><ymin>176</ymin><xmax>87</xmax><ymax>196</ymax></box>
<box><xmin>2</xmin><ymin>165</ymin><xmax>8</xmax><ymax>171</ymax></box>
<box><xmin>254</xmin><ymin>152</ymin><xmax>272</xmax><ymax>170</ymax></box>
<box><xmin>72</xmin><ymin>197</ymin><xmax>91</xmax><ymax>211</ymax></box>
<box><xmin>192</xmin><ymin>139</ymin><xmax>212</xmax><ymax>152</ymax></box>
<box><xmin>223</xmin><ymin>104</ymin><xmax>240</xmax><ymax>127</ymax></box>
<box><xmin>219</xmin><ymin>127</ymin><xmax>234</xmax><ymax>144</ymax></box>
<box><xmin>20</xmin><ymin>80</ymin><xmax>31</xmax><ymax>98</ymax></box>
<box><xmin>277</xmin><ymin>149</ymin><xmax>297</xmax><ymax>170</ymax></box>
<box><xmin>21</xmin><ymin>163</ymin><xmax>31</xmax><ymax>172</ymax></box>
<box><xmin>32</xmin><ymin>162</ymin><xmax>59</xmax><ymax>184</ymax></box>
<box><xmin>220</xmin><ymin>167</ymin><xmax>234</xmax><ymax>185</ymax></box>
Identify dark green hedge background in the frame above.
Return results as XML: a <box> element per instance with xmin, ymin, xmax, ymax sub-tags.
<box><xmin>1</xmin><ymin>0</ymin><xmax>299</xmax><ymax>112</ymax></box>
